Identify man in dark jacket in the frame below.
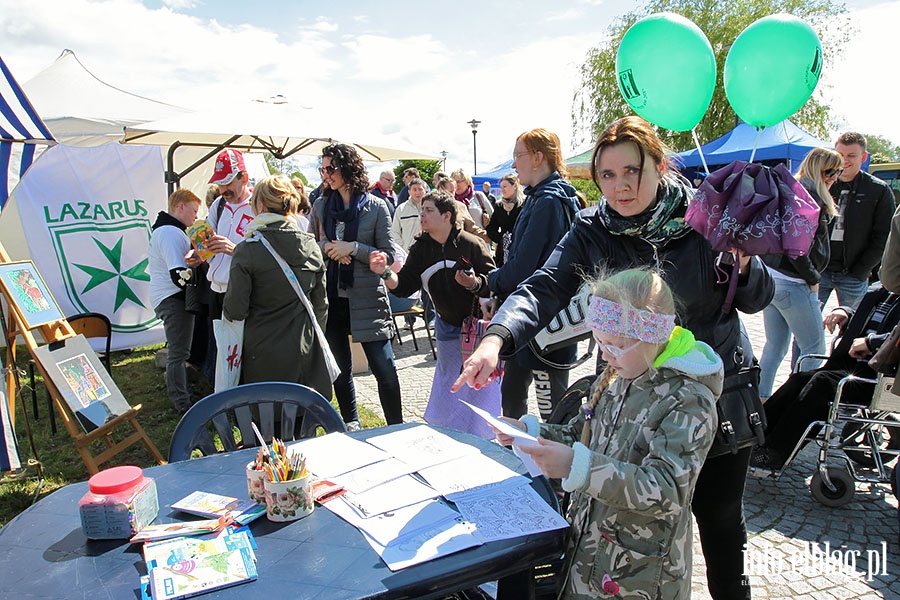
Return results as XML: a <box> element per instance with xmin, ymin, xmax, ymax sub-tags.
<box><xmin>370</xmin><ymin>170</ymin><xmax>398</xmax><ymax>216</ymax></box>
<box><xmin>820</xmin><ymin>132</ymin><xmax>896</xmax><ymax>310</ymax></box>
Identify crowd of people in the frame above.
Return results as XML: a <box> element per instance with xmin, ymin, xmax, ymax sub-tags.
<box><xmin>147</xmin><ymin>121</ymin><xmax>898</xmax><ymax>599</ymax></box>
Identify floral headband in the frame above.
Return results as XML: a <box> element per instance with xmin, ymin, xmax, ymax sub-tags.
<box><xmin>588</xmin><ymin>296</ymin><xmax>675</xmax><ymax>345</ymax></box>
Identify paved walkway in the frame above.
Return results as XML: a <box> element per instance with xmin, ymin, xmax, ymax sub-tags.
<box><xmin>354</xmin><ymin>304</ymin><xmax>900</xmax><ymax>599</ymax></box>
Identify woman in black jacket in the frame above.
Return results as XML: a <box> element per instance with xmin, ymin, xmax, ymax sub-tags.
<box><xmin>485</xmin><ymin>173</ymin><xmax>524</xmax><ymax>268</ymax></box>
<box><xmin>758</xmin><ymin>147</ymin><xmax>842</xmax><ymax>398</ymax></box>
<box><xmin>454</xmin><ymin>116</ymin><xmax>774</xmax><ymax>599</ymax></box>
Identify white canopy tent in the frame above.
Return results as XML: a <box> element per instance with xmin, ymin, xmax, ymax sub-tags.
<box><xmin>122</xmin><ymin>100</ymin><xmax>441</xmax><ymax>193</ymax></box>
<box><xmin>23</xmin><ymin>49</ymin><xmax>190</xmax><ymax>147</ymax></box>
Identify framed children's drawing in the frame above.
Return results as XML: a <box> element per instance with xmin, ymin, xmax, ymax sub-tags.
<box><xmin>33</xmin><ymin>334</ymin><xmax>131</xmax><ymax>433</ymax></box>
<box><xmin>0</xmin><ymin>261</ymin><xmax>64</xmax><ymax>330</ymax></box>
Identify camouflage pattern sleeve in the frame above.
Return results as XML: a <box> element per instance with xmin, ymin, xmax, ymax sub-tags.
<box><xmin>579</xmin><ymin>377</ymin><xmax>717</xmax><ymax>515</ymax></box>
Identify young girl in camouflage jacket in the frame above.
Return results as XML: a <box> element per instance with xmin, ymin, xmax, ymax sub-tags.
<box><xmin>495</xmin><ymin>267</ymin><xmax>723</xmax><ymax>599</ymax></box>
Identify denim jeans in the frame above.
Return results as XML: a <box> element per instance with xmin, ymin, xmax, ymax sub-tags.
<box><xmin>154</xmin><ymin>294</ymin><xmax>194</xmax><ymax>412</ymax></box>
<box><xmin>759</xmin><ymin>278</ymin><xmax>826</xmax><ymax>397</ymax></box>
<box><xmin>818</xmin><ymin>271</ymin><xmax>868</xmax><ymax>312</ymax></box>
<box><xmin>325</xmin><ymin>297</ymin><xmax>403</xmax><ymax>425</ymax></box>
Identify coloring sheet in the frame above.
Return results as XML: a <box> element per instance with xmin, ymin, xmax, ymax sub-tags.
<box><xmin>331</xmin><ymin>457</ymin><xmax>417</xmax><ymax>494</ymax></box>
<box><xmin>417</xmin><ymin>453</ymin><xmax>529</xmax><ymax>501</ymax></box>
<box><xmin>454</xmin><ymin>485</ymin><xmax>569</xmax><ymax>543</ymax></box>
<box><xmin>340</xmin><ymin>474</ymin><xmax>440</xmax><ymax>518</ymax></box>
<box><xmin>460</xmin><ymin>400</ymin><xmax>543</xmax><ymax>477</ymax></box>
<box><xmin>364</xmin><ymin>424</ymin><xmax>479</xmax><ymax>472</ymax></box>
<box><xmin>360</xmin><ymin>515</ymin><xmax>483</xmax><ymax>571</ymax></box>
<box><xmin>290</xmin><ymin>432</ymin><xmax>390</xmax><ymax>478</ymax></box>
<box><xmin>325</xmin><ymin>497</ymin><xmax>459</xmax><ymax>546</ymax></box>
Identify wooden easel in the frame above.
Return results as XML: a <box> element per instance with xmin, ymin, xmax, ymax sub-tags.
<box><xmin>1</xmin><ymin>243</ymin><xmax>165</xmax><ymax>475</ymax></box>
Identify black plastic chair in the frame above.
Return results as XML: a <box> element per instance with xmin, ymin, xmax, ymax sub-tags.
<box><xmin>68</xmin><ymin>312</ymin><xmax>113</xmax><ymax>373</ymax></box>
<box><xmin>168</xmin><ymin>382</ymin><xmax>346</xmax><ymax>462</ymax></box>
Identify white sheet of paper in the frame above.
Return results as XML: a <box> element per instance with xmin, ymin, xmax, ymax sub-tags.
<box><xmin>341</xmin><ymin>474</ymin><xmax>440</xmax><ymax>518</ymax></box>
<box><xmin>331</xmin><ymin>457</ymin><xmax>417</xmax><ymax>494</ymax></box>
<box><xmin>290</xmin><ymin>432</ymin><xmax>390</xmax><ymax>478</ymax></box>
<box><xmin>325</xmin><ymin>497</ymin><xmax>459</xmax><ymax>546</ymax></box>
<box><xmin>417</xmin><ymin>453</ymin><xmax>529</xmax><ymax>501</ymax></box>
<box><xmin>454</xmin><ymin>484</ymin><xmax>569</xmax><ymax>543</ymax></box>
<box><xmin>459</xmin><ymin>400</ymin><xmax>544</xmax><ymax>477</ymax></box>
<box><xmin>364</xmin><ymin>423</ymin><xmax>479</xmax><ymax>472</ymax></box>
<box><xmin>359</xmin><ymin>515</ymin><xmax>483</xmax><ymax>571</ymax></box>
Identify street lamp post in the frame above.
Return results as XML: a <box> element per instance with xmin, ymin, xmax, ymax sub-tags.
<box><xmin>440</xmin><ymin>150</ymin><xmax>448</xmax><ymax>171</ymax></box>
<box><xmin>467</xmin><ymin>119</ymin><xmax>481</xmax><ymax>174</ymax></box>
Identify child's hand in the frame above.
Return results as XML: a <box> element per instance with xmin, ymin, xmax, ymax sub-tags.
<box><xmin>490</xmin><ymin>417</ymin><xmax>525</xmax><ymax>446</ymax></box>
<box><xmin>518</xmin><ymin>437</ymin><xmax>575</xmax><ymax>479</ymax></box>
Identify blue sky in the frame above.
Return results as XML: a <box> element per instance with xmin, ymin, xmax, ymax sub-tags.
<box><xmin>1</xmin><ymin>0</ymin><xmax>897</xmax><ymax>178</ymax></box>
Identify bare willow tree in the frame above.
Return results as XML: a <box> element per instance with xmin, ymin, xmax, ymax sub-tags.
<box><xmin>572</xmin><ymin>0</ymin><xmax>852</xmax><ymax>152</ymax></box>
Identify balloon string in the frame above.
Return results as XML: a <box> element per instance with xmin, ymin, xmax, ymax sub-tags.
<box><xmin>749</xmin><ymin>127</ymin><xmax>763</xmax><ymax>163</ymax></box>
<box><xmin>692</xmin><ymin>128</ymin><xmax>710</xmax><ymax>175</ymax></box>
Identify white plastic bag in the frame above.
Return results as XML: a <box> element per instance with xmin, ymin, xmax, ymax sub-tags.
<box><xmin>213</xmin><ymin>318</ymin><xmax>244</xmax><ymax>392</ymax></box>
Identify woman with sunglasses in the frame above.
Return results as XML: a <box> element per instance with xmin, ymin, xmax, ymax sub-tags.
<box><xmin>758</xmin><ymin>147</ymin><xmax>843</xmax><ymax>399</ymax></box>
<box><xmin>310</xmin><ymin>143</ymin><xmax>402</xmax><ymax>429</ymax></box>
<box><xmin>454</xmin><ymin>116</ymin><xmax>774</xmax><ymax>599</ymax></box>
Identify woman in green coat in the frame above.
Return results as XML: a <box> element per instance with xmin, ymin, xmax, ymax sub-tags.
<box><xmin>224</xmin><ymin>175</ymin><xmax>332</xmax><ymax>400</ymax></box>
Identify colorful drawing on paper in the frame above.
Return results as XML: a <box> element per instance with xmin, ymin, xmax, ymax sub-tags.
<box><xmin>56</xmin><ymin>353</ymin><xmax>111</xmax><ymax>408</ymax></box>
<box><xmin>8</xmin><ymin>268</ymin><xmax>52</xmax><ymax>312</ymax></box>
<box><xmin>33</xmin><ymin>335</ymin><xmax>131</xmax><ymax>433</ymax></box>
<box><xmin>0</xmin><ymin>261</ymin><xmax>65</xmax><ymax>329</ymax></box>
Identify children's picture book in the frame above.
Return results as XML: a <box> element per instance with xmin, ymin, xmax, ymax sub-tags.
<box><xmin>172</xmin><ymin>491</ymin><xmax>266</xmax><ymax>526</ymax></box>
<box><xmin>33</xmin><ymin>334</ymin><xmax>131</xmax><ymax>432</ymax></box>
<box><xmin>144</xmin><ymin>530</ymin><xmax>257</xmax><ymax>600</ymax></box>
<box><xmin>186</xmin><ymin>220</ymin><xmax>216</xmax><ymax>262</ymax></box>
<box><xmin>130</xmin><ymin>516</ymin><xmax>231</xmax><ymax>543</ymax></box>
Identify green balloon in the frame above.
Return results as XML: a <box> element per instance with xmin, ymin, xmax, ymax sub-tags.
<box><xmin>725</xmin><ymin>14</ymin><xmax>822</xmax><ymax>127</ymax></box>
<box><xmin>615</xmin><ymin>12</ymin><xmax>716</xmax><ymax>132</ymax></box>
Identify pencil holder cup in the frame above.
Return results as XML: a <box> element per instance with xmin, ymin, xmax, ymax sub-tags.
<box><xmin>264</xmin><ymin>474</ymin><xmax>314</xmax><ymax>522</ymax></box>
<box><xmin>246</xmin><ymin>461</ymin><xmax>266</xmax><ymax>504</ymax></box>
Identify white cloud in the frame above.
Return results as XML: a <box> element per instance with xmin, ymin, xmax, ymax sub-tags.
<box><xmin>343</xmin><ymin>34</ymin><xmax>450</xmax><ymax>80</ymax></box>
<box><xmin>312</xmin><ymin>17</ymin><xmax>339</xmax><ymax>32</ymax></box>
<box><xmin>162</xmin><ymin>0</ymin><xmax>197</xmax><ymax>10</ymax></box>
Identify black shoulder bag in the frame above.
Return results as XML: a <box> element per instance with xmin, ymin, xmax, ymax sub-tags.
<box><xmin>708</xmin><ymin>345</ymin><xmax>767</xmax><ymax>458</ymax></box>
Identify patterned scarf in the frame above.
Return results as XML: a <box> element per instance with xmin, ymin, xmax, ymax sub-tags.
<box><xmin>596</xmin><ymin>175</ymin><xmax>694</xmax><ymax>246</ymax></box>
<box><xmin>244</xmin><ymin>212</ymin><xmax>286</xmax><ymax>238</ymax></box>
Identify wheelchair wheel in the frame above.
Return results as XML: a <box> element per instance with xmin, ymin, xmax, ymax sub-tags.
<box><xmin>840</xmin><ymin>416</ymin><xmax>900</xmax><ymax>467</ymax></box>
<box><xmin>810</xmin><ymin>467</ymin><xmax>855</xmax><ymax>507</ymax></box>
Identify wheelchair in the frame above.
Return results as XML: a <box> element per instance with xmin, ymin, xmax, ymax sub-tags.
<box><xmin>752</xmin><ymin>350</ymin><xmax>900</xmax><ymax>508</ymax></box>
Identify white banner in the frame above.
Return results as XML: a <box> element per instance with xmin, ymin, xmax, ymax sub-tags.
<box><xmin>11</xmin><ymin>144</ymin><xmax>166</xmax><ymax>350</ymax></box>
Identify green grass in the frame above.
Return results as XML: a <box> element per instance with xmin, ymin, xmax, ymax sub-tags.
<box><xmin>0</xmin><ymin>344</ymin><xmax>385</xmax><ymax>528</ymax></box>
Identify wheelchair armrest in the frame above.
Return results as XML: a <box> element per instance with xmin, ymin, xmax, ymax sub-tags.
<box><xmin>795</xmin><ymin>354</ymin><xmax>831</xmax><ymax>372</ymax></box>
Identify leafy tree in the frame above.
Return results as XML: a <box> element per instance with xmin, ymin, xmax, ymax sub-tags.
<box><xmin>863</xmin><ymin>134</ymin><xmax>900</xmax><ymax>164</ymax></box>
<box><xmin>570</xmin><ymin>179</ymin><xmax>602</xmax><ymax>206</ymax></box>
<box><xmin>392</xmin><ymin>160</ymin><xmax>443</xmax><ymax>193</ymax></box>
<box><xmin>290</xmin><ymin>171</ymin><xmax>309</xmax><ymax>186</ymax></box>
<box><xmin>572</xmin><ymin>0</ymin><xmax>851</xmax><ymax>152</ymax></box>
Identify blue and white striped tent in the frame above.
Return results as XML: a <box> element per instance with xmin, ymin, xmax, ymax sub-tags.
<box><xmin>0</xmin><ymin>54</ymin><xmax>55</xmax><ymax>211</ymax></box>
